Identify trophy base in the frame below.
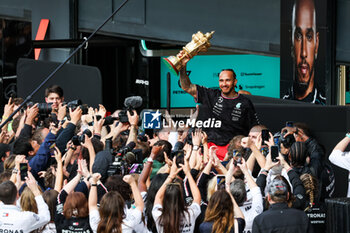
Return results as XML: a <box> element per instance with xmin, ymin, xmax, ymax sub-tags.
<box><xmin>163</xmin><ymin>58</ymin><xmax>179</xmax><ymax>76</ymax></box>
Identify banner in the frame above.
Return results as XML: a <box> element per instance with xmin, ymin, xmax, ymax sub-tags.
<box><xmin>280</xmin><ymin>0</ymin><xmax>334</xmax><ymax>105</ymax></box>
<box><xmin>160</xmin><ymin>54</ymin><xmax>279</xmax><ymax>108</ymax></box>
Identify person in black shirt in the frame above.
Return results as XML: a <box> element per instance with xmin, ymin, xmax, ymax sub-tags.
<box><xmin>179</xmin><ymin>51</ymin><xmax>259</xmax><ymax>160</ymax></box>
<box><xmin>252</xmin><ymin>178</ymin><xmax>314</xmax><ymax>233</ymax></box>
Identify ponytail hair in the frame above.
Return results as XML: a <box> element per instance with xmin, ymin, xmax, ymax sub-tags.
<box><xmin>300</xmin><ymin>173</ymin><xmax>318</xmax><ymax>211</ymax></box>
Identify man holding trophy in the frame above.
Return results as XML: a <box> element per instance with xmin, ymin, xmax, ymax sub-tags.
<box><xmin>165</xmin><ymin>31</ymin><xmax>259</xmax><ymax>160</ymax></box>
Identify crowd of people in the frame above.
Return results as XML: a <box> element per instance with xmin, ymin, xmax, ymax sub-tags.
<box><xmin>0</xmin><ymin>83</ymin><xmax>346</xmax><ymax>233</ymax></box>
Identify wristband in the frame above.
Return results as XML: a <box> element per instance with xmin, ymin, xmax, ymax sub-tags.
<box><xmin>147</xmin><ymin>157</ymin><xmax>154</xmax><ymax>163</ymax></box>
<box><xmin>12</xmin><ymin>168</ymin><xmax>18</xmax><ymax>174</ymax></box>
<box><xmin>91</xmin><ymin>184</ymin><xmax>97</xmax><ymax>187</ymax></box>
<box><xmin>261</xmin><ymin>169</ymin><xmax>269</xmax><ymax>174</ymax></box>
<box><xmin>346</xmin><ymin>133</ymin><xmax>350</xmax><ymax>139</ymax></box>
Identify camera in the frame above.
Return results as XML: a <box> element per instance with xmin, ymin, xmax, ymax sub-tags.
<box><xmin>275</xmin><ymin>131</ymin><xmax>295</xmax><ymax>149</ymax></box>
<box><xmin>65</xmin><ymin>100</ymin><xmax>88</xmax><ymax>115</ymax></box>
<box><xmin>107</xmin><ymin>156</ymin><xmax>129</xmax><ymax>176</ymax></box>
<box><xmin>118</xmin><ymin>110</ymin><xmax>129</xmax><ymax>123</ymax></box>
<box><xmin>24</xmin><ymin>102</ymin><xmax>53</xmax><ymax>116</ymax></box>
<box><xmin>117</xmin><ymin>96</ymin><xmax>143</xmax><ymax>123</ymax></box>
<box><xmin>72</xmin><ymin>129</ymin><xmax>92</xmax><ymax>146</ymax></box>
<box><xmin>105</xmin><ymin>139</ymin><xmax>139</xmax><ymax>176</ymax></box>
<box><xmin>87</xmin><ymin>115</ymin><xmax>118</xmax><ymax>126</ymax></box>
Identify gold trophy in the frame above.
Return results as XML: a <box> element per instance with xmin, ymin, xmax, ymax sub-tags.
<box><xmin>163</xmin><ymin>31</ymin><xmax>215</xmax><ymax>75</ymax></box>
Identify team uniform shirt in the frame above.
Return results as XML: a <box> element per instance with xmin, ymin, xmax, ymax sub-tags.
<box><xmin>89</xmin><ymin>207</ymin><xmax>142</xmax><ymax>233</ymax></box>
<box><xmin>55</xmin><ymin>190</ymin><xmax>93</xmax><ymax>233</ymax></box>
<box><xmin>329</xmin><ymin>149</ymin><xmax>350</xmax><ymax>197</ymax></box>
<box><xmin>283</xmin><ymin>86</ymin><xmax>326</xmax><ymax>105</ymax></box>
<box><xmin>240</xmin><ymin>187</ymin><xmax>263</xmax><ymax>233</ymax></box>
<box><xmin>152</xmin><ymin>202</ymin><xmax>201</xmax><ymax>233</ymax></box>
<box><xmin>196</xmin><ymin>85</ymin><xmax>259</xmax><ymax>146</ymax></box>
<box><xmin>39</xmin><ymin>222</ymin><xmax>56</xmax><ymax>233</ymax></box>
<box><xmin>132</xmin><ymin>192</ymin><xmax>151</xmax><ymax>233</ymax></box>
<box><xmin>0</xmin><ymin>196</ymin><xmax>50</xmax><ymax>233</ymax></box>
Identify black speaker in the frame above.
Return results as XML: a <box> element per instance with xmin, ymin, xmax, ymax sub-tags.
<box><xmin>326</xmin><ymin>198</ymin><xmax>350</xmax><ymax>233</ymax></box>
<box><xmin>16</xmin><ymin>58</ymin><xmax>102</xmax><ymax>108</ymax></box>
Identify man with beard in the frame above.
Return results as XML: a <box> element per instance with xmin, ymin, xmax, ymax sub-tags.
<box><xmin>179</xmin><ymin>51</ymin><xmax>259</xmax><ymax>160</ymax></box>
<box><xmin>283</xmin><ymin>0</ymin><xmax>326</xmax><ymax>104</ymax></box>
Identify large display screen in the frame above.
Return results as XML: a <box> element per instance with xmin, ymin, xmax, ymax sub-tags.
<box><xmin>160</xmin><ymin>54</ymin><xmax>280</xmax><ymax>108</ymax></box>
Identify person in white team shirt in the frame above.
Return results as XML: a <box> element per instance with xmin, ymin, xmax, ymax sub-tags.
<box><xmin>229</xmin><ymin>158</ymin><xmax>263</xmax><ymax>233</ymax></box>
<box><xmin>152</xmin><ymin>157</ymin><xmax>201</xmax><ymax>233</ymax></box>
<box><xmin>89</xmin><ymin>173</ymin><xmax>144</xmax><ymax>233</ymax></box>
<box><xmin>328</xmin><ymin>133</ymin><xmax>350</xmax><ymax>197</ymax></box>
<box><xmin>0</xmin><ymin>172</ymin><xmax>50</xmax><ymax>233</ymax></box>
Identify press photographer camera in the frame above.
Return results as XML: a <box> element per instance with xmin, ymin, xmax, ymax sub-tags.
<box><xmin>24</xmin><ymin>102</ymin><xmax>53</xmax><ymax>116</ymax></box>
<box><xmin>72</xmin><ymin>129</ymin><xmax>92</xmax><ymax>146</ymax></box>
<box><xmin>117</xmin><ymin>96</ymin><xmax>143</xmax><ymax>123</ymax></box>
<box><xmin>64</xmin><ymin>100</ymin><xmax>88</xmax><ymax>115</ymax></box>
<box><xmin>88</xmin><ymin>115</ymin><xmax>118</xmax><ymax>126</ymax></box>
<box><xmin>274</xmin><ymin>130</ymin><xmax>296</xmax><ymax>149</ymax></box>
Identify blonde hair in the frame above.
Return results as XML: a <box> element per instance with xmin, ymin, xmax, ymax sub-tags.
<box><xmin>300</xmin><ymin>173</ymin><xmax>318</xmax><ymax>211</ymax></box>
<box><xmin>207</xmin><ymin>176</ymin><xmax>217</xmax><ymax>201</ymax></box>
<box><xmin>20</xmin><ymin>187</ymin><xmax>40</xmax><ymax>213</ymax></box>
<box><xmin>4</xmin><ymin>155</ymin><xmax>16</xmax><ymax>171</ymax></box>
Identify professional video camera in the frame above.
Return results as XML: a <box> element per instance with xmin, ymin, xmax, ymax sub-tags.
<box><xmin>105</xmin><ymin>138</ymin><xmax>144</xmax><ymax>176</ymax></box>
<box><xmin>117</xmin><ymin>96</ymin><xmax>143</xmax><ymax>123</ymax></box>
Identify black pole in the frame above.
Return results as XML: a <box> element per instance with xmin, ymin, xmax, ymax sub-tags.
<box><xmin>0</xmin><ymin>0</ymin><xmax>129</xmax><ymax>129</ymax></box>
<box><xmin>166</xmin><ymin>72</ymin><xmax>171</xmax><ymax>114</ymax></box>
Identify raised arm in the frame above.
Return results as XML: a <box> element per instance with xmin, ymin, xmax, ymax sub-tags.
<box><xmin>54</xmin><ymin>147</ymin><xmax>64</xmax><ymax>192</ymax></box>
<box><xmin>126</xmin><ymin>110</ymin><xmax>138</xmax><ymax>145</ymax></box>
<box><xmin>225</xmin><ymin>160</ymin><xmax>244</xmax><ymax>219</ymax></box>
<box><xmin>242</xmin><ymin>136</ymin><xmax>266</xmax><ymax>171</ymax></box>
<box><xmin>190</xmin><ymin>130</ymin><xmax>202</xmax><ymax>168</ymax></box>
<box><xmin>138</xmin><ymin>145</ymin><xmax>162</xmax><ymax>192</ymax></box>
<box><xmin>180</xmin><ymin>157</ymin><xmax>201</xmax><ymax>205</ymax></box>
<box><xmin>179</xmin><ymin>51</ymin><xmax>197</xmax><ymax>98</ymax></box>
<box><xmin>154</xmin><ymin>157</ymin><xmax>182</xmax><ymax>206</ymax></box>
<box><xmin>62</xmin><ymin>159</ymin><xmax>88</xmax><ymax>194</ymax></box>
<box><xmin>238</xmin><ymin>158</ymin><xmax>258</xmax><ymax>189</ymax></box>
<box><xmin>88</xmin><ymin>173</ymin><xmax>101</xmax><ymax>211</ymax></box>
<box><xmin>81</xmin><ymin>134</ymin><xmax>95</xmax><ymax>173</ymax></box>
<box><xmin>329</xmin><ymin>135</ymin><xmax>350</xmax><ymax>170</ymax></box>
<box><xmin>124</xmin><ymin>174</ymin><xmax>144</xmax><ymax>212</ymax></box>
<box><xmin>332</xmin><ymin>135</ymin><xmax>350</xmax><ymax>152</ymax></box>
<box><xmin>26</xmin><ymin>171</ymin><xmax>51</xmax><ymax>231</ymax></box>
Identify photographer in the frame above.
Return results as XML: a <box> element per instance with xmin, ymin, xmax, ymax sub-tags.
<box><xmin>255</xmin><ymin>147</ymin><xmax>307</xmax><ymax>210</ymax></box>
<box><xmin>44</xmin><ymin>84</ymin><xmax>64</xmax><ymax>112</ymax></box>
<box><xmin>282</xmin><ymin>123</ymin><xmax>335</xmax><ymax>201</ymax></box>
